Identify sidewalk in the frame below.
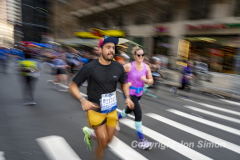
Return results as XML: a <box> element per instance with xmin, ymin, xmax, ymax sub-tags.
<box><xmin>159</xmin><ymin>69</ymin><xmax>240</xmax><ymax>100</ymax></box>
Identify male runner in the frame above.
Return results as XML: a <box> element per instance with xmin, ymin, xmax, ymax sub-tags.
<box><xmin>118</xmin><ymin>48</ymin><xmax>153</xmax><ymax>149</ymax></box>
<box><xmin>69</xmin><ymin>36</ymin><xmax>134</xmax><ymax>160</ymax></box>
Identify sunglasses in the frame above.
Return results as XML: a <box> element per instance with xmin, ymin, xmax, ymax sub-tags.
<box><xmin>136</xmin><ymin>54</ymin><xmax>144</xmax><ymax>57</ymax></box>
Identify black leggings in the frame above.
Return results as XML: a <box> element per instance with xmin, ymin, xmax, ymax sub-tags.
<box><xmin>125</xmin><ymin>95</ymin><xmax>142</xmax><ymax>121</ymax></box>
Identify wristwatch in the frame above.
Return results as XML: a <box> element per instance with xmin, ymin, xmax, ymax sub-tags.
<box><xmin>78</xmin><ymin>96</ymin><xmax>85</xmax><ymax>102</ymax></box>
<box><xmin>125</xmin><ymin>95</ymin><xmax>131</xmax><ymax>99</ymax></box>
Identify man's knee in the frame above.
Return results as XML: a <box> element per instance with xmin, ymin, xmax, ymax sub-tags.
<box><xmin>99</xmin><ymin>138</ymin><xmax>108</xmax><ymax>148</ymax></box>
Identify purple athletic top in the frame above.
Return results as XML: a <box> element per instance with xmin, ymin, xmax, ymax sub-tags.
<box><xmin>127</xmin><ymin>61</ymin><xmax>148</xmax><ymax>97</ymax></box>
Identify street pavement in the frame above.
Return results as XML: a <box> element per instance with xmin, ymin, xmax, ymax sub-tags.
<box><xmin>0</xmin><ymin>66</ymin><xmax>240</xmax><ymax>160</ymax></box>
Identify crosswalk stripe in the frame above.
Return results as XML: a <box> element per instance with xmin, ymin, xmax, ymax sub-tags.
<box><xmin>36</xmin><ymin>136</ymin><xmax>81</xmax><ymax>160</ymax></box>
<box><xmin>168</xmin><ymin>109</ymin><xmax>240</xmax><ymax>136</ymax></box>
<box><xmin>80</xmin><ymin>92</ymin><xmax>87</xmax><ymax>97</ymax></box>
<box><xmin>146</xmin><ymin>113</ymin><xmax>240</xmax><ymax>154</ymax></box>
<box><xmin>185</xmin><ymin>106</ymin><xmax>240</xmax><ymax>124</ymax></box>
<box><xmin>108</xmin><ymin>136</ymin><xmax>148</xmax><ymax>160</ymax></box>
<box><xmin>0</xmin><ymin>152</ymin><xmax>5</xmax><ymax>160</ymax></box>
<box><xmin>116</xmin><ymin>109</ymin><xmax>135</xmax><ymax>119</ymax></box>
<box><xmin>120</xmin><ymin>119</ymin><xmax>213</xmax><ymax>160</ymax></box>
<box><xmin>197</xmin><ymin>102</ymin><xmax>240</xmax><ymax>116</ymax></box>
<box><xmin>179</xmin><ymin>98</ymin><xmax>240</xmax><ymax>116</ymax></box>
<box><xmin>220</xmin><ymin>99</ymin><xmax>240</xmax><ymax>106</ymax></box>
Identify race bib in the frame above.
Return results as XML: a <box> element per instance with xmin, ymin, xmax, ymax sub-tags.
<box><xmin>100</xmin><ymin>91</ymin><xmax>117</xmax><ymax>113</ymax></box>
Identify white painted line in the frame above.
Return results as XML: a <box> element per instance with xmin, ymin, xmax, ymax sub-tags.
<box><xmin>212</xmin><ymin>94</ymin><xmax>224</xmax><ymax>99</ymax></box>
<box><xmin>190</xmin><ymin>113</ymin><xmax>203</xmax><ymax>118</ymax></box>
<box><xmin>80</xmin><ymin>92</ymin><xmax>87</xmax><ymax>97</ymax></box>
<box><xmin>116</xmin><ymin>109</ymin><xmax>135</xmax><ymax>119</ymax></box>
<box><xmin>57</xmin><ymin>84</ymin><xmax>69</xmax><ymax>89</ymax></box>
<box><xmin>146</xmin><ymin>113</ymin><xmax>240</xmax><ymax>154</ymax></box>
<box><xmin>0</xmin><ymin>152</ymin><xmax>5</xmax><ymax>160</ymax></box>
<box><xmin>81</xmin><ymin>83</ymin><xmax>88</xmax><ymax>87</ymax></box>
<box><xmin>179</xmin><ymin>98</ymin><xmax>240</xmax><ymax>116</ymax></box>
<box><xmin>36</xmin><ymin>135</ymin><xmax>81</xmax><ymax>160</ymax></box>
<box><xmin>108</xmin><ymin>136</ymin><xmax>147</xmax><ymax>160</ymax></box>
<box><xmin>185</xmin><ymin>106</ymin><xmax>240</xmax><ymax>124</ymax></box>
<box><xmin>116</xmin><ymin>89</ymin><xmax>123</xmax><ymax>93</ymax></box>
<box><xmin>198</xmin><ymin>102</ymin><xmax>240</xmax><ymax>116</ymax></box>
<box><xmin>168</xmin><ymin>109</ymin><xmax>240</xmax><ymax>136</ymax></box>
<box><xmin>220</xmin><ymin>99</ymin><xmax>240</xmax><ymax>106</ymax></box>
<box><xmin>120</xmin><ymin>119</ymin><xmax>213</xmax><ymax>160</ymax></box>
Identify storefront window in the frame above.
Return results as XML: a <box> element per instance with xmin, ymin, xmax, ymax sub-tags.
<box><xmin>186</xmin><ymin>36</ymin><xmax>238</xmax><ymax>74</ymax></box>
<box><xmin>132</xmin><ymin>37</ymin><xmax>143</xmax><ymax>46</ymax></box>
<box><xmin>234</xmin><ymin>0</ymin><xmax>240</xmax><ymax>16</ymax></box>
<box><xmin>153</xmin><ymin>36</ymin><xmax>171</xmax><ymax>56</ymax></box>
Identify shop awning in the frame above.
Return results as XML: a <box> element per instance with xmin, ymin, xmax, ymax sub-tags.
<box><xmin>72</xmin><ymin>0</ymin><xmax>144</xmax><ymax>17</ymax></box>
<box><xmin>56</xmin><ymin>38</ymin><xmax>99</xmax><ymax>47</ymax></box>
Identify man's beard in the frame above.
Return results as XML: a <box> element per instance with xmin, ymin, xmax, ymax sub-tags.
<box><xmin>102</xmin><ymin>52</ymin><xmax>114</xmax><ymax>61</ymax></box>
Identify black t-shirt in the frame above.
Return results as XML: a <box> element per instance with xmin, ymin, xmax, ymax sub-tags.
<box><xmin>73</xmin><ymin>59</ymin><xmax>126</xmax><ymax>105</ymax></box>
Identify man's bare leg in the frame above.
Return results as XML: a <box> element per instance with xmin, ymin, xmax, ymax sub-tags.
<box><xmin>95</xmin><ymin>124</ymin><xmax>108</xmax><ymax>160</ymax></box>
<box><xmin>107</xmin><ymin>125</ymin><xmax>116</xmax><ymax>142</ymax></box>
<box><xmin>61</xmin><ymin>74</ymin><xmax>68</xmax><ymax>86</ymax></box>
<box><xmin>53</xmin><ymin>75</ymin><xmax>60</xmax><ymax>83</ymax></box>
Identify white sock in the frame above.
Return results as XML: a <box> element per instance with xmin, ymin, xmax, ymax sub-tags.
<box><xmin>90</xmin><ymin>128</ymin><xmax>96</xmax><ymax>138</ymax></box>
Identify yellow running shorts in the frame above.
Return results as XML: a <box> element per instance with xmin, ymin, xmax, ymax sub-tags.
<box><xmin>87</xmin><ymin>109</ymin><xmax>118</xmax><ymax>128</ymax></box>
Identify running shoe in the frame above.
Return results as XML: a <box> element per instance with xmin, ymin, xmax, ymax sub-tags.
<box><xmin>138</xmin><ymin>138</ymin><xmax>152</xmax><ymax>150</ymax></box>
<box><xmin>83</xmin><ymin>126</ymin><xmax>92</xmax><ymax>151</ymax></box>
<box><xmin>170</xmin><ymin>87</ymin><xmax>176</xmax><ymax>95</ymax></box>
<box><xmin>22</xmin><ymin>100</ymin><xmax>36</xmax><ymax>105</ymax></box>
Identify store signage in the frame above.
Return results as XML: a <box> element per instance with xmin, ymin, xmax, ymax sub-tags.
<box><xmin>176</xmin><ymin>39</ymin><xmax>190</xmax><ymax>67</ymax></box>
<box><xmin>186</xmin><ymin>23</ymin><xmax>240</xmax><ymax>31</ymax></box>
<box><xmin>75</xmin><ymin>28</ymin><xmax>125</xmax><ymax>38</ymax></box>
<box><xmin>156</xmin><ymin>26</ymin><xmax>169</xmax><ymax>32</ymax></box>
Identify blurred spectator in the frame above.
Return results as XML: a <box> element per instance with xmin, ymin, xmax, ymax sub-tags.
<box><xmin>18</xmin><ymin>50</ymin><xmax>42</xmax><ymax>105</ymax></box>
<box><xmin>0</xmin><ymin>47</ymin><xmax>10</xmax><ymax>73</ymax></box>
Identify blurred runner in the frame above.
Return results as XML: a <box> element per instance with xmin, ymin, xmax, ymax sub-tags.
<box><xmin>115</xmin><ymin>51</ymin><xmax>130</xmax><ymax>65</ymax></box>
<box><xmin>171</xmin><ymin>61</ymin><xmax>195</xmax><ymax>98</ymax></box>
<box><xmin>89</xmin><ymin>46</ymin><xmax>100</xmax><ymax>63</ymax></box>
<box><xmin>10</xmin><ymin>45</ymin><xmax>25</xmax><ymax>60</ymax></box>
<box><xmin>150</xmin><ymin>57</ymin><xmax>164</xmax><ymax>87</ymax></box>
<box><xmin>69</xmin><ymin>36</ymin><xmax>134</xmax><ymax>160</ymax></box>
<box><xmin>52</xmin><ymin>54</ymin><xmax>69</xmax><ymax>88</ymax></box>
<box><xmin>118</xmin><ymin>48</ymin><xmax>153</xmax><ymax>149</ymax></box>
<box><xmin>66</xmin><ymin>52</ymin><xmax>80</xmax><ymax>79</ymax></box>
<box><xmin>18</xmin><ymin>50</ymin><xmax>42</xmax><ymax>105</ymax></box>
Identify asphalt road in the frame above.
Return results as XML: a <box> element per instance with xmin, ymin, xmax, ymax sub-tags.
<box><xmin>0</xmin><ymin>65</ymin><xmax>240</xmax><ymax>160</ymax></box>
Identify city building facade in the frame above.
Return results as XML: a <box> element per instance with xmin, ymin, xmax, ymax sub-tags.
<box><xmin>21</xmin><ymin>0</ymin><xmax>50</xmax><ymax>42</ymax></box>
<box><xmin>51</xmin><ymin>0</ymin><xmax>240</xmax><ymax>73</ymax></box>
<box><xmin>0</xmin><ymin>0</ymin><xmax>15</xmax><ymax>47</ymax></box>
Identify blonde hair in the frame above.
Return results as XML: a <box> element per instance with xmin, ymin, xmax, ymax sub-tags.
<box><xmin>134</xmin><ymin>48</ymin><xmax>143</xmax><ymax>55</ymax></box>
